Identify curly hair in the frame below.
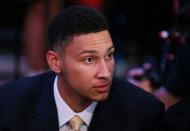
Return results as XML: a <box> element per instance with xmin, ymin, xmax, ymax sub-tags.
<box><xmin>48</xmin><ymin>5</ymin><xmax>109</xmax><ymax>50</ymax></box>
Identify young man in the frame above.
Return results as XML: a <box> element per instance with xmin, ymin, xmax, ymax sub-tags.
<box><xmin>0</xmin><ymin>5</ymin><xmax>164</xmax><ymax>131</ymax></box>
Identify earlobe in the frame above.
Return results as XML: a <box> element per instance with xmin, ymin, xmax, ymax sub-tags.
<box><xmin>46</xmin><ymin>51</ymin><xmax>62</xmax><ymax>74</ymax></box>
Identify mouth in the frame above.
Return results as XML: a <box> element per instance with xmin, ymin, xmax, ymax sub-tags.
<box><xmin>93</xmin><ymin>83</ymin><xmax>111</xmax><ymax>93</ymax></box>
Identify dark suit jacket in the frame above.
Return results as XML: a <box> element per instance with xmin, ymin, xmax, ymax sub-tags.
<box><xmin>164</xmin><ymin>98</ymin><xmax>190</xmax><ymax>131</ymax></box>
<box><xmin>0</xmin><ymin>71</ymin><xmax>164</xmax><ymax>131</ymax></box>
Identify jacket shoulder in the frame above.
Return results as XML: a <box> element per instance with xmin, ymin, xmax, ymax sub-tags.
<box><xmin>0</xmin><ymin>71</ymin><xmax>55</xmax><ymax>108</ymax></box>
<box><xmin>110</xmin><ymin>77</ymin><xmax>164</xmax><ymax>112</ymax></box>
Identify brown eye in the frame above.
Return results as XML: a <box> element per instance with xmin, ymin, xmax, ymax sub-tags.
<box><xmin>106</xmin><ymin>52</ymin><xmax>114</xmax><ymax>59</ymax></box>
<box><xmin>83</xmin><ymin>57</ymin><xmax>95</xmax><ymax>64</ymax></box>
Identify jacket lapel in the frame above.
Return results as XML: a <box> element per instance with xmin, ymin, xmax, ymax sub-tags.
<box><xmin>30</xmin><ymin>73</ymin><xmax>59</xmax><ymax>131</ymax></box>
<box><xmin>88</xmin><ymin>100</ymin><xmax>122</xmax><ymax>131</ymax></box>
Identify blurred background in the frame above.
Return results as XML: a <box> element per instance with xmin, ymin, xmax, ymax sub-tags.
<box><xmin>0</xmin><ymin>0</ymin><xmax>189</xmax><ymax>94</ymax></box>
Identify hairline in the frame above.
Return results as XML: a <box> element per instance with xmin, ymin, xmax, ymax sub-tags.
<box><xmin>52</xmin><ymin>29</ymin><xmax>109</xmax><ymax>51</ymax></box>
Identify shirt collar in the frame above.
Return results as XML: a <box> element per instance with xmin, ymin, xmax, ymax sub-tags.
<box><xmin>53</xmin><ymin>76</ymin><xmax>97</xmax><ymax>127</ymax></box>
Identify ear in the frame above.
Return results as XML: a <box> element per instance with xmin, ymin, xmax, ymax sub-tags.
<box><xmin>46</xmin><ymin>51</ymin><xmax>62</xmax><ymax>74</ymax></box>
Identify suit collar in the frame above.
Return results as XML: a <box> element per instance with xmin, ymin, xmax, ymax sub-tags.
<box><xmin>31</xmin><ymin>72</ymin><xmax>59</xmax><ymax>131</ymax></box>
<box><xmin>88</xmin><ymin>97</ymin><xmax>123</xmax><ymax>131</ymax></box>
<box><xmin>54</xmin><ymin>76</ymin><xmax>97</xmax><ymax>127</ymax></box>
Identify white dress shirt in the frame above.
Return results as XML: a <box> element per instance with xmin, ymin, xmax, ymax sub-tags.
<box><xmin>54</xmin><ymin>76</ymin><xmax>97</xmax><ymax>131</ymax></box>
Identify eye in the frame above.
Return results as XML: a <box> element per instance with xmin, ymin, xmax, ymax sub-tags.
<box><xmin>83</xmin><ymin>57</ymin><xmax>96</xmax><ymax>64</ymax></box>
<box><xmin>106</xmin><ymin>52</ymin><xmax>114</xmax><ymax>59</ymax></box>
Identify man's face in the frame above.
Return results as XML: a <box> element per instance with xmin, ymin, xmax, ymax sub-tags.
<box><xmin>58</xmin><ymin>30</ymin><xmax>115</xmax><ymax>104</ymax></box>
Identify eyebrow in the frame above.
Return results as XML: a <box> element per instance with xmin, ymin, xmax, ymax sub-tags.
<box><xmin>108</xmin><ymin>45</ymin><xmax>114</xmax><ymax>51</ymax></box>
<box><xmin>77</xmin><ymin>45</ymin><xmax>114</xmax><ymax>55</ymax></box>
<box><xmin>107</xmin><ymin>45</ymin><xmax>114</xmax><ymax>51</ymax></box>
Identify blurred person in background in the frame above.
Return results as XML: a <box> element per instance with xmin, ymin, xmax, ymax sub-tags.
<box><xmin>153</xmin><ymin>2</ymin><xmax>190</xmax><ymax>130</ymax></box>
<box><xmin>164</xmin><ymin>43</ymin><xmax>190</xmax><ymax>131</ymax></box>
<box><xmin>22</xmin><ymin>0</ymin><xmax>64</xmax><ymax>76</ymax></box>
<box><xmin>23</xmin><ymin>0</ymin><xmax>47</xmax><ymax>75</ymax></box>
<box><xmin>126</xmin><ymin>55</ymin><xmax>159</xmax><ymax>93</ymax></box>
<box><xmin>154</xmin><ymin>2</ymin><xmax>190</xmax><ymax>110</ymax></box>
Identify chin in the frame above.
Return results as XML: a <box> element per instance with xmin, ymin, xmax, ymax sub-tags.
<box><xmin>93</xmin><ymin>93</ymin><xmax>109</xmax><ymax>102</ymax></box>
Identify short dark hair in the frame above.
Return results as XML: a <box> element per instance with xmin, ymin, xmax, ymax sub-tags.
<box><xmin>48</xmin><ymin>5</ymin><xmax>109</xmax><ymax>50</ymax></box>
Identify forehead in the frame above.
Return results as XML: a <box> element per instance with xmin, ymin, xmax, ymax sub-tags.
<box><xmin>63</xmin><ymin>30</ymin><xmax>113</xmax><ymax>54</ymax></box>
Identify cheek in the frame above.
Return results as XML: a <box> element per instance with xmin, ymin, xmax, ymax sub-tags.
<box><xmin>67</xmin><ymin>67</ymin><xmax>95</xmax><ymax>95</ymax></box>
<box><xmin>67</xmin><ymin>64</ymin><xmax>96</xmax><ymax>82</ymax></box>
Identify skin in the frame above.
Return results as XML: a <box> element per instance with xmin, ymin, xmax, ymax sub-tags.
<box><xmin>47</xmin><ymin>30</ymin><xmax>115</xmax><ymax>112</ymax></box>
<box><xmin>23</xmin><ymin>1</ymin><xmax>47</xmax><ymax>72</ymax></box>
<box><xmin>153</xmin><ymin>87</ymin><xmax>181</xmax><ymax>110</ymax></box>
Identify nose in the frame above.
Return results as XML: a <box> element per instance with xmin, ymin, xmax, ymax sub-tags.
<box><xmin>96</xmin><ymin>59</ymin><xmax>112</xmax><ymax>79</ymax></box>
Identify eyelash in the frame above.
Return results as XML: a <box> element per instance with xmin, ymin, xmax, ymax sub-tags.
<box><xmin>106</xmin><ymin>52</ymin><xmax>114</xmax><ymax>59</ymax></box>
<box><xmin>83</xmin><ymin>57</ymin><xmax>96</xmax><ymax>64</ymax></box>
<box><xmin>82</xmin><ymin>52</ymin><xmax>114</xmax><ymax>64</ymax></box>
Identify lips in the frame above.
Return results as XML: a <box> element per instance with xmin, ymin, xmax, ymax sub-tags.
<box><xmin>93</xmin><ymin>83</ymin><xmax>111</xmax><ymax>93</ymax></box>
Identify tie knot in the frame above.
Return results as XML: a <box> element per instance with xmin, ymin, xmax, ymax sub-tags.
<box><xmin>69</xmin><ymin>115</ymin><xmax>84</xmax><ymax>131</ymax></box>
